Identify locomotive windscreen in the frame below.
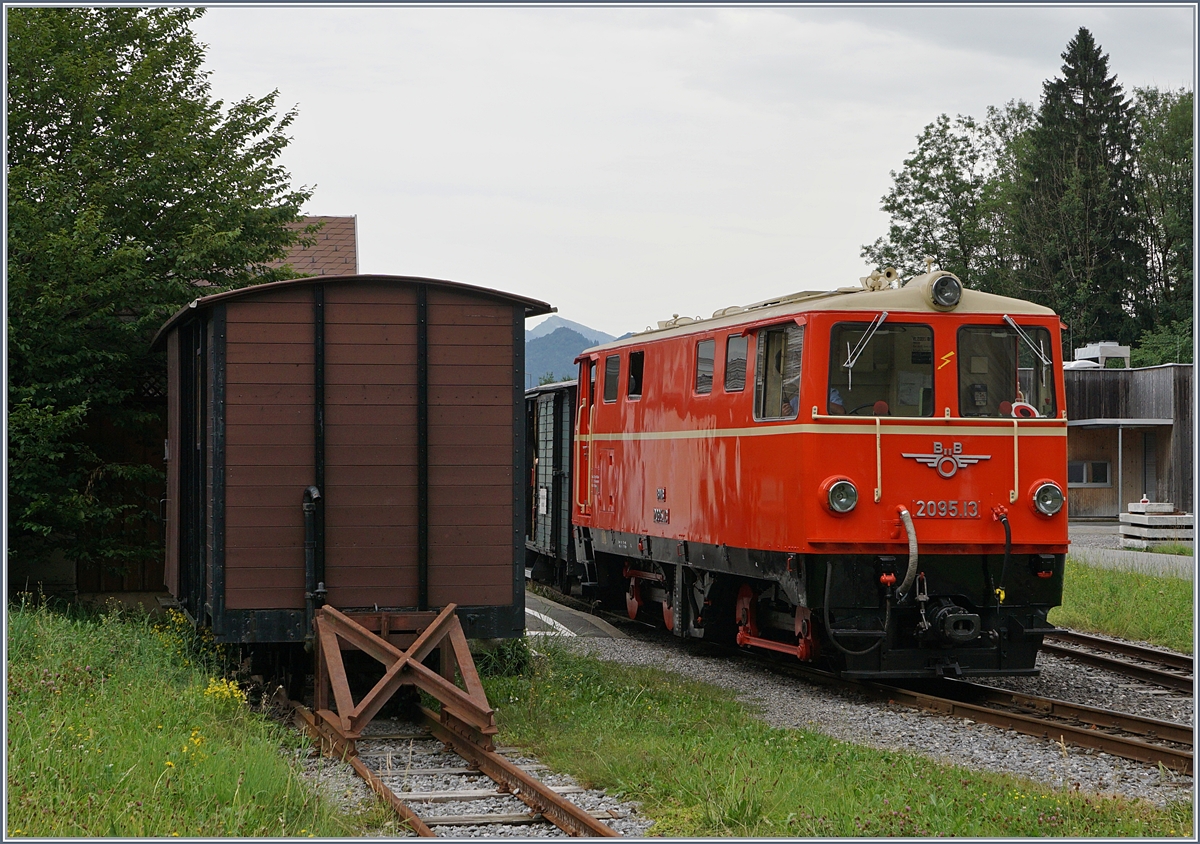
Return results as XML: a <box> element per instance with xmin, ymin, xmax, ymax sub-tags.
<box><xmin>957</xmin><ymin>325</ymin><xmax>1057</xmax><ymax>418</ymax></box>
<box><xmin>828</xmin><ymin>322</ymin><xmax>934</xmax><ymax>417</ymax></box>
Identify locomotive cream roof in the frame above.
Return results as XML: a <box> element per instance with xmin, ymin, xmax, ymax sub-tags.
<box><xmin>582</xmin><ymin>270</ymin><xmax>1056</xmax><ymax>355</ymax></box>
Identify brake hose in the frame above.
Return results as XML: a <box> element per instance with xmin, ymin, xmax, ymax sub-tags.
<box><xmin>895</xmin><ymin>506</ymin><xmax>919</xmax><ymax>602</ymax></box>
<box><xmin>994</xmin><ymin>511</ymin><xmax>1012</xmax><ymax>605</ymax></box>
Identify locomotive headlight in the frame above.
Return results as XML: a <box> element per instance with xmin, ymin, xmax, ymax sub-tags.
<box><xmin>826</xmin><ymin>479</ymin><xmax>858</xmax><ymax>514</ymax></box>
<box><xmin>930</xmin><ymin>274</ymin><xmax>963</xmax><ymax>309</ymax></box>
<box><xmin>1032</xmin><ymin>481</ymin><xmax>1064</xmax><ymax>516</ymax></box>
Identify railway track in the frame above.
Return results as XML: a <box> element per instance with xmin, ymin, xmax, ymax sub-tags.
<box><xmin>529</xmin><ymin>588</ymin><xmax>1193</xmax><ymax>775</ymax></box>
<box><xmin>293</xmin><ymin>705</ymin><xmax>623</xmax><ymax>837</ymax></box>
<box><xmin>1041</xmin><ymin>629</ymin><xmax>1194</xmax><ymax>693</ymax></box>
<box><xmin>872</xmin><ymin>677</ymin><xmax>1193</xmax><ymax>775</ymax></box>
<box><xmin>692</xmin><ymin>638</ymin><xmax>1194</xmax><ymax>775</ymax></box>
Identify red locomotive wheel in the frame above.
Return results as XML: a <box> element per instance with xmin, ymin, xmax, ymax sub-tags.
<box><xmin>626</xmin><ymin>579</ymin><xmax>642</xmax><ymax>620</ymax></box>
<box><xmin>662</xmin><ymin>600</ymin><xmax>675</xmax><ymax>632</ymax></box>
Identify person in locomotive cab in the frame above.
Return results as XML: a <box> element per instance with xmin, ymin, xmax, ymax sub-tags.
<box><xmin>784</xmin><ymin>376</ymin><xmax>801</xmax><ymax>417</ymax></box>
<box><xmin>827</xmin><ymin>387</ymin><xmax>846</xmax><ymax>415</ymax></box>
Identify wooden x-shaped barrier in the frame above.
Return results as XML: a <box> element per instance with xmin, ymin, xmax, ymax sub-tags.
<box><xmin>312</xmin><ymin>603</ymin><xmax>497</xmax><ymax>748</ymax></box>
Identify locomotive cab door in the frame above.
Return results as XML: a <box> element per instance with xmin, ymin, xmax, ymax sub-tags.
<box><xmin>575</xmin><ymin>357</ymin><xmax>597</xmax><ymax>516</ymax></box>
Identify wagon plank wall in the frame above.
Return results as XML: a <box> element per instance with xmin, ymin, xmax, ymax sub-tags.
<box><xmin>427</xmin><ymin>289</ymin><xmax>516</xmax><ymax>607</ymax></box>
<box><xmin>323</xmin><ymin>281</ymin><xmax>419</xmax><ymax>608</ymax></box>
<box><xmin>157</xmin><ymin>274</ymin><xmax>550</xmax><ymax>642</ymax></box>
<box><xmin>222</xmin><ymin>290</ymin><xmax>315</xmax><ymax>609</ymax></box>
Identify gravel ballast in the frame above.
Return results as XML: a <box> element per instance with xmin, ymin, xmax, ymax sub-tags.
<box><xmin>572</xmin><ymin>634</ymin><xmax>1193</xmax><ymax>809</ymax></box>
<box><xmin>297</xmin><ymin>628</ymin><xmax>1190</xmax><ymax>838</ymax></box>
<box><xmin>294</xmin><ymin>717</ymin><xmax>653</xmax><ymax>837</ymax></box>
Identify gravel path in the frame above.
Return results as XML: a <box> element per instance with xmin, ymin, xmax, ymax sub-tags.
<box><xmin>572</xmin><ymin>635</ymin><xmax>1193</xmax><ymax>809</ymax></box>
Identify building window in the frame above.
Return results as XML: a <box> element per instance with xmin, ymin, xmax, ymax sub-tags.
<box><xmin>695</xmin><ymin>340</ymin><xmax>714</xmax><ymax>394</ymax></box>
<box><xmin>603</xmin><ymin>355</ymin><xmax>620</xmax><ymax>402</ymax></box>
<box><xmin>628</xmin><ymin>350</ymin><xmax>645</xmax><ymax>398</ymax></box>
<box><xmin>1068</xmin><ymin>460</ymin><xmax>1110</xmax><ymax>487</ymax></box>
<box><xmin>754</xmin><ymin>324</ymin><xmax>803</xmax><ymax>420</ymax></box>
<box><xmin>725</xmin><ymin>335</ymin><xmax>748</xmax><ymax>392</ymax></box>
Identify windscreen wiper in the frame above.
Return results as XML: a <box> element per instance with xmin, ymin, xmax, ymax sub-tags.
<box><xmin>843</xmin><ymin>311</ymin><xmax>888</xmax><ymax>391</ymax></box>
<box><xmin>1002</xmin><ymin>314</ymin><xmax>1051</xmax><ymax>367</ymax></box>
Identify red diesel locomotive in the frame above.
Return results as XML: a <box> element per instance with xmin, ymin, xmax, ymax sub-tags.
<box><xmin>526</xmin><ymin>269</ymin><xmax>1068</xmax><ymax>679</ymax></box>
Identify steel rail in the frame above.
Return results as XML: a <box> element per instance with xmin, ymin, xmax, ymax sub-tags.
<box><xmin>419</xmin><ymin>706</ymin><xmax>621</xmax><ymax>837</ymax></box>
<box><xmin>690</xmin><ymin>637</ymin><xmax>1194</xmax><ymax>774</ymax></box>
<box><xmin>293</xmin><ymin>701</ymin><xmax>620</xmax><ymax>836</ymax></box>
<box><xmin>292</xmin><ymin>703</ymin><xmax>435</xmax><ymax>836</ymax></box>
<box><xmin>1043</xmin><ymin>630</ymin><xmax>1193</xmax><ymax>672</ymax></box>
<box><xmin>1040</xmin><ymin>642</ymin><xmax>1194</xmax><ymax>692</ymax></box>
<box><xmin>861</xmin><ymin>679</ymin><xmax>1192</xmax><ymax>775</ymax></box>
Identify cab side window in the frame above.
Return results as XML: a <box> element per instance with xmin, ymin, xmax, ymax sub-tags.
<box><xmin>628</xmin><ymin>351</ymin><xmax>645</xmax><ymax>399</ymax></box>
<box><xmin>603</xmin><ymin>355</ymin><xmax>620</xmax><ymax>402</ymax></box>
<box><xmin>724</xmin><ymin>335</ymin><xmax>747</xmax><ymax>392</ymax></box>
<box><xmin>754</xmin><ymin>325</ymin><xmax>802</xmax><ymax>420</ymax></box>
<box><xmin>695</xmin><ymin>339</ymin><xmax>715</xmax><ymax>394</ymax></box>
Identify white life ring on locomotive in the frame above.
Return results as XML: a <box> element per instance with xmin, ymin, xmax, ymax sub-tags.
<box><xmin>1011</xmin><ymin>401</ymin><xmax>1040</xmax><ymax>418</ymax></box>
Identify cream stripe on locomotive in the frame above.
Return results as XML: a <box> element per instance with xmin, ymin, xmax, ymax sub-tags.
<box><xmin>579</xmin><ymin>421</ymin><xmax>1067</xmax><ymax>442</ymax></box>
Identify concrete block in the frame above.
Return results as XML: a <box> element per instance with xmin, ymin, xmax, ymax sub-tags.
<box><xmin>1119</xmin><ymin>537</ymin><xmax>1195</xmax><ymax>552</ymax></box>
<box><xmin>1127</xmin><ymin>502</ymin><xmax>1176</xmax><ymax>514</ymax></box>
<box><xmin>1070</xmin><ymin>546</ymin><xmax>1194</xmax><ymax>580</ymax></box>
<box><xmin>1120</xmin><ymin>513</ymin><xmax>1194</xmax><ymax>528</ymax></box>
<box><xmin>1120</xmin><ymin>525</ymin><xmax>1194</xmax><ymax>540</ymax></box>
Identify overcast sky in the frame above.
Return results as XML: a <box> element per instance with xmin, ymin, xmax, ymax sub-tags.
<box><xmin>192</xmin><ymin>5</ymin><xmax>1194</xmax><ymax>337</ymax></box>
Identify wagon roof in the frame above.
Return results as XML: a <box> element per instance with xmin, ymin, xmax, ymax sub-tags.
<box><xmin>579</xmin><ymin>274</ymin><xmax>1057</xmax><ymax>356</ymax></box>
<box><xmin>152</xmin><ymin>273</ymin><xmax>554</xmax><ymax>349</ymax></box>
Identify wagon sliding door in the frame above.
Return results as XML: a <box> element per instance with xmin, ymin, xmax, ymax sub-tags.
<box><xmin>320</xmin><ymin>282</ymin><xmax>525</xmax><ymax>637</ymax></box>
<box><xmin>323</xmin><ymin>282</ymin><xmax>419</xmax><ymax>609</ymax></box>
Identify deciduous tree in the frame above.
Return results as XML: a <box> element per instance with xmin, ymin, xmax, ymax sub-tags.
<box><xmin>1130</xmin><ymin>87</ymin><xmax>1193</xmax><ymax>332</ymax></box>
<box><xmin>8</xmin><ymin>8</ymin><xmax>312</xmax><ymax>574</ymax></box>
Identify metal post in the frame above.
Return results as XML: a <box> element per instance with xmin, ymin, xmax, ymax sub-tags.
<box><xmin>1117</xmin><ymin>426</ymin><xmax>1123</xmax><ymax>518</ymax></box>
<box><xmin>417</xmin><ymin>285</ymin><xmax>429</xmax><ymax>611</ymax></box>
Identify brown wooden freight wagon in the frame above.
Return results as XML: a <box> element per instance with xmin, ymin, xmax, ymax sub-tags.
<box><xmin>152</xmin><ymin>275</ymin><xmax>553</xmax><ymax>644</ymax></box>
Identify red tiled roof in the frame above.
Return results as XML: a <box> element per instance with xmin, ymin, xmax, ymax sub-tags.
<box><xmin>265</xmin><ymin>215</ymin><xmax>358</xmax><ymax>277</ymax></box>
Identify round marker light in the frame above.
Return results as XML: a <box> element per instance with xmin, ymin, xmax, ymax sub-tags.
<box><xmin>828</xmin><ymin>480</ymin><xmax>859</xmax><ymax>514</ymax></box>
<box><xmin>931</xmin><ymin>274</ymin><xmax>962</xmax><ymax>309</ymax></box>
<box><xmin>1033</xmin><ymin>482</ymin><xmax>1064</xmax><ymax>516</ymax></box>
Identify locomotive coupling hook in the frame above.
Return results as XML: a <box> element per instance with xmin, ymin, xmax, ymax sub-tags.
<box><xmin>895</xmin><ymin>506</ymin><xmax>919</xmax><ymax>602</ymax></box>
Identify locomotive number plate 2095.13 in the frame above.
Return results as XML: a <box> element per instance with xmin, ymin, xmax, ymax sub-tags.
<box><xmin>912</xmin><ymin>499</ymin><xmax>980</xmax><ymax>518</ymax></box>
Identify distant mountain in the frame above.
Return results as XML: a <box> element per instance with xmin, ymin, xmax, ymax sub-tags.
<box><xmin>524</xmin><ymin>327</ymin><xmax>597</xmax><ymax>388</ymax></box>
<box><xmin>526</xmin><ymin>316</ymin><xmax>615</xmax><ymax>345</ymax></box>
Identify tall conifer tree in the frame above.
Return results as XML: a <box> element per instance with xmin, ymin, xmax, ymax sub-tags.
<box><xmin>1010</xmin><ymin>27</ymin><xmax>1145</xmax><ymax>345</ymax></box>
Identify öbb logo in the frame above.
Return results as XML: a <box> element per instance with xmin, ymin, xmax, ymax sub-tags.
<box><xmin>901</xmin><ymin>442</ymin><xmax>991</xmax><ymax>479</ymax></box>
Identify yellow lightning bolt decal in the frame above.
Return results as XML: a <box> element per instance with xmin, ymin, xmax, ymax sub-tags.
<box><xmin>938</xmin><ymin>351</ymin><xmax>955</xmax><ymax>370</ymax></box>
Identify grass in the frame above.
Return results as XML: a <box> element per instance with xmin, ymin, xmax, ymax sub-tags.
<box><xmin>1147</xmin><ymin>542</ymin><xmax>1194</xmax><ymax>557</ymax></box>
<box><xmin>1051</xmin><ymin>559</ymin><xmax>1194</xmax><ymax>653</ymax></box>
<box><xmin>5</xmin><ymin>600</ymin><xmax>391</xmax><ymax>838</ymax></box>
<box><xmin>483</xmin><ymin>641</ymin><xmax>1192</xmax><ymax>837</ymax></box>
<box><xmin>9</xmin><ymin>561</ymin><xmax>1193</xmax><ymax>838</ymax></box>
